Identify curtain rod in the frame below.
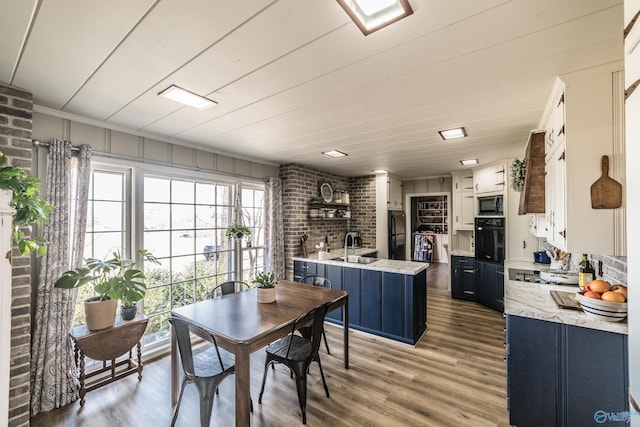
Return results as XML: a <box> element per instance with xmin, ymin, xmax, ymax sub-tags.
<box><xmin>32</xmin><ymin>139</ymin><xmax>81</xmax><ymax>152</ymax></box>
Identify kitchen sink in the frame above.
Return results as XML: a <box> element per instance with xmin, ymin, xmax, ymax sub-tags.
<box><xmin>332</xmin><ymin>256</ymin><xmax>378</xmax><ymax>264</ymax></box>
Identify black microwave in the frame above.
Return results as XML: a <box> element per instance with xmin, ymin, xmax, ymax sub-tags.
<box><xmin>478</xmin><ymin>195</ymin><xmax>503</xmax><ymax>216</ymax></box>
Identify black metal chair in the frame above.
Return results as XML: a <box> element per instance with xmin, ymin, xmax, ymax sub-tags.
<box><xmin>298</xmin><ymin>275</ymin><xmax>332</xmax><ymax>354</ymax></box>
<box><xmin>207</xmin><ymin>280</ymin><xmax>248</xmax><ymax>299</ymax></box>
<box><xmin>258</xmin><ymin>304</ymin><xmax>331</xmax><ymax>424</ymax></box>
<box><xmin>169</xmin><ymin>317</ymin><xmax>236</xmax><ymax>427</ymax></box>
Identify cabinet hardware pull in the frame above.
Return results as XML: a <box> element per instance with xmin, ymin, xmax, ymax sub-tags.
<box><xmin>559</xmin><ymin>230</ymin><xmax>566</xmax><ymax>238</ymax></box>
<box><xmin>558</xmin><ymin>151</ymin><xmax>565</xmax><ymax>161</ymax></box>
<box><xmin>557</xmin><ymin>125</ymin><xmax>565</xmax><ymax>136</ymax></box>
<box><xmin>463</xmin><ymin>290</ymin><xmax>475</xmax><ymax>295</ymax></box>
<box><xmin>497</xmin><ymin>271</ymin><xmax>504</xmax><ymax>275</ymax></box>
<box><xmin>463</xmin><ymin>269</ymin><xmax>474</xmax><ymax>273</ymax></box>
<box><xmin>557</xmin><ymin>93</ymin><xmax>564</xmax><ymax>107</ymax></box>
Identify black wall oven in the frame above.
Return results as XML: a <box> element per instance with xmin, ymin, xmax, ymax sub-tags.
<box><xmin>474</xmin><ymin>217</ymin><xmax>505</xmax><ymax>263</ymax></box>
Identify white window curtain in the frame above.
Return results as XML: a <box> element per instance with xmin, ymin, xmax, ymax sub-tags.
<box><xmin>264</xmin><ymin>177</ymin><xmax>284</xmax><ymax>280</ymax></box>
<box><xmin>30</xmin><ymin>139</ymin><xmax>91</xmax><ymax>415</ymax></box>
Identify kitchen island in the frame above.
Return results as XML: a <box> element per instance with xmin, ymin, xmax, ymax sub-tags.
<box><xmin>293</xmin><ymin>248</ymin><xmax>428</xmax><ymax>345</ymax></box>
<box><xmin>504</xmin><ymin>260</ymin><xmax>628</xmax><ymax>427</ymax></box>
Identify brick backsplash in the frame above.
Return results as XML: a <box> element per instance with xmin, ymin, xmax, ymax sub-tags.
<box><xmin>280</xmin><ymin>164</ymin><xmax>376</xmax><ymax>279</ymax></box>
<box><xmin>0</xmin><ymin>83</ymin><xmax>32</xmax><ymax>427</ymax></box>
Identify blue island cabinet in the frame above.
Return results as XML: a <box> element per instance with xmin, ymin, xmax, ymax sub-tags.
<box><xmin>507</xmin><ymin>315</ymin><xmax>629</xmax><ymax>427</ymax></box>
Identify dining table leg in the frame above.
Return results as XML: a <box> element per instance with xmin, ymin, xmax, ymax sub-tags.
<box><xmin>235</xmin><ymin>345</ymin><xmax>251</xmax><ymax>427</ymax></box>
<box><xmin>344</xmin><ymin>297</ymin><xmax>349</xmax><ymax>369</ymax></box>
<box><xmin>170</xmin><ymin>324</ymin><xmax>178</xmax><ymax>405</ymax></box>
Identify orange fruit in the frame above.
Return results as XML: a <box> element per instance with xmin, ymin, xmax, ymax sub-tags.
<box><xmin>589</xmin><ymin>280</ymin><xmax>611</xmax><ymax>293</ymax></box>
<box><xmin>601</xmin><ymin>291</ymin><xmax>626</xmax><ymax>303</ymax></box>
<box><xmin>583</xmin><ymin>291</ymin><xmax>602</xmax><ymax>299</ymax></box>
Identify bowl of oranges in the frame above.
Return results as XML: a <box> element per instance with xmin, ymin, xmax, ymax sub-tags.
<box><xmin>575</xmin><ymin>280</ymin><xmax>628</xmax><ymax>322</ymax></box>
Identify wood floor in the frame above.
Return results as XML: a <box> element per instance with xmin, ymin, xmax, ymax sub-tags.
<box><xmin>31</xmin><ymin>268</ymin><xmax>509</xmax><ymax>426</ymax></box>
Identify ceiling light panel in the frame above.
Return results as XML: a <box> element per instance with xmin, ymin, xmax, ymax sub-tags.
<box><xmin>372</xmin><ymin>169</ymin><xmax>388</xmax><ymax>174</ymax></box>
<box><xmin>439</xmin><ymin>127</ymin><xmax>467</xmax><ymax>140</ymax></box>
<box><xmin>158</xmin><ymin>85</ymin><xmax>216</xmax><ymax>110</ymax></box>
<box><xmin>337</xmin><ymin>0</ymin><xmax>413</xmax><ymax>35</ymax></box>
<box><xmin>322</xmin><ymin>150</ymin><xmax>348</xmax><ymax>158</ymax></box>
<box><xmin>460</xmin><ymin>159</ymin><xmax>478</xmax><ymax>166</ymax></box>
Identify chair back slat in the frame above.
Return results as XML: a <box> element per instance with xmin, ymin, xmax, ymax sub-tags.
<box><xmin>208</xmin><ymin>280</ymin><xmax>248</xmax><ymax>299</ymax></box>
<box><xmin>169</xmin><ymin>317</ymin><xmax>228</xmax><ymax>374</ymax></box>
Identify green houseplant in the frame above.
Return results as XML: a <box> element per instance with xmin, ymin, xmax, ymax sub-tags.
<box><xmin>251</xmin><ymin>271</ymin><xmax>276</xmax><ymax>303</ymax></box>
<box><xmin>55</xmin><ymin>249</ymin><xmax>158</xmax><ymax>328</ymax></box>
<box><xmin>225</xmin><ymin>223</ymin><xmax>251</xmax><ymax>241</ymax></box>
<box><xmin>0</xmin><ymin>151</ymin><xmax>54</xmax><ymax>257</ymax></box>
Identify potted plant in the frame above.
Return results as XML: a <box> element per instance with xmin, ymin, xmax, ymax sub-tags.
<box><xmin>55</xmin><ymin>249</ymin><xmax>158</xmax><ymax>329</ymax></box>
<box><xmin>251</xmin><ymin>271</ymin><xmax>277</xmax><ymax>303</ymax></box>
<box><xmin>0</xmin><ymin>152</ymin><xmax>54</xmax><ymax>257</ymax></box>
<box><xmin>225</xmin><ymin>223</ymin><xmax>252</xmax><ymax>242</ymax></box>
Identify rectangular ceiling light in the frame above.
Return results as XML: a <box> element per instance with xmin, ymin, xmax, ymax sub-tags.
<box><xmin>336</xmin><ymin>0</ymin><xmax>413</xmax><ymax>35</ymax></box>
<box><xmin>439</xmin><ymin>127</ymin><xmax>467</xmax><ymax>140</ymax></box>
<box><xmin>372</xmin><ymin>169</ymin><xmax>388</xmax><ymax>174</ymax></box>
<box><xmin>460</xmin><ymin>159</ymin><xmax>479</xmax><ymax>166</ymax></box>
<box><xmin>158</xmin><ymin>85</ymin><xmax>216</xmax><ymax>110</ymax></box>
<box><xmin>322</xmin><ymin>150</ymin><xmax>348</xmax><ymax>158</ymax></box>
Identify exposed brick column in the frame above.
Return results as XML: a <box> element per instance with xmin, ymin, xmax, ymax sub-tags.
<box><xmin>0</xmin><ymin>83</ymin><xmax>33</xmax><ymax>427</ymax></box>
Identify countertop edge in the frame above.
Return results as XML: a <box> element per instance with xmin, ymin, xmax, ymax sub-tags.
<box><xmin>293</xmin><ymin>248</ymin><xmax>428</xmax><ymax>275</ymax></box>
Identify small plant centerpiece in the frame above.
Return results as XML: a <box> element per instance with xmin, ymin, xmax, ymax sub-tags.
<box><xmin>252</xmin><ymin>271</ymin><xmax>277</xmax><ymax>303</ymax></box>
<box><xmin>0</xmin><ymin>151</ymin><xmax>54</xmax><ymax>257</ymax></box>
<box><xmin>225</xmin><ymin>223</ymin><xmax>252</xmax><ymax>245</ymax></box>
<box><xmin>55</xmin><ymin>249</ymin><xmax>158</xmax><ymax>329</ymax></box>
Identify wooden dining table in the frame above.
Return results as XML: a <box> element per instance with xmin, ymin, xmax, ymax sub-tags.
<box><xmin>170</xmin><ymin>280</ymin><xmax>349</xmax><ymax>427</ymax></box>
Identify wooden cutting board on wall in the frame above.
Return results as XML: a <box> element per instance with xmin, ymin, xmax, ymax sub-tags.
<box><xmin>590</xmin><ymin>155</ymin><xmax>622</xmax><ymax>209</ymax></box>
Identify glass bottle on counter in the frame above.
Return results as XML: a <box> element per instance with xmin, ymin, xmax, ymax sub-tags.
<box><xmin>579</xmin><ymin>254</ymin><xmax>594</xmax><ymax>290</ymax></box>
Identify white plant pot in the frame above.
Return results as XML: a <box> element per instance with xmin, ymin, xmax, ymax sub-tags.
<box><xmin>257</xmin><ymin>287</ymin><xmax>276</xmax><ymax>303</ymax></box>
<box><xmin>84</xmin><ymin>298</ymin><xmax>117</xmax><ymax>330</ymax></box>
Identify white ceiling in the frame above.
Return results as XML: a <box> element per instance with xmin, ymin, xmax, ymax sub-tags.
<box><xmin>1</xmin><ymin>0</ymin><xmax>624</xmax><ymax>178</ymax></box>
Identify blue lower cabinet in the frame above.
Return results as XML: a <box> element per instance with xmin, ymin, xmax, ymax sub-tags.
<box><xmin>360</xmin><ymin>270</ymin><xmax>381</xmax><ymax>331</ymax></box>
<box><xmin>323</xmin><ymin>264</ymin><xmax>427</xmax><ymax>344</ymax></box>
<box><xmin>325</xmin><ymin>264</ymin><xmax>343</xmax><ymax>321</ymax></box>
<box><xmin>507</xmin><ymin>315</ymin><xmax>628</xmax><ymax>426</ymax></box>
<box><xmin>293</xmin><ymin>260</ymin><xmax>317</xmax><ymax>282</ymax></box>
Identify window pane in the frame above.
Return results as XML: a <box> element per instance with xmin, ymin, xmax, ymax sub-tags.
<box><xmin>195</xmin><ymin>205</ymin><xmax>215</xmax><ymax>228</ymax></box>
<box><xmin>172</xmin><ymin>180</ymin><xmax>194</xmax><ymax>204</ymax></box>
<box><xmin>144</xmin><ymin>285</ymin><xmax>171</xmax><ymax>315</ymax></box>
<box><xmin>91</xmin><ymin>232</ymin><xmax>125</xmax><ymax>259</ymax></box>
<box><xmin>171</xmin><ymin>204</ymin><xmax>194</xmax><ymax>229</ymax></box>
<box><xmin>172</xmin><ymin>230</ymin><xmax>194</xmax><ymax>256</ymax></box>
<box><xmin>93</xmin><ymin>172</ymin><xmax>123</xmax><ymax>201</ymax></box>
<box><xmin>196</xmin><ymin>182</ymin><xmax>216</xmax><ymax>205</ymax></box>
<box><xmin>217</xmin><ymin>185</ymin><xmax>231</xmax><ymax>205</ymax></box>
<box><xmin>144</xmin><ymin>177</ymin><xmax>170</xmax><ymax>202</ymax></box>
<box><xmin>144</xmin><ymin>203</ymin><xmax>170</xmax><ymax>230</ymax></box>
<box><xmin>144</xmin><ymin>231</ymin><xmax>171</xmax><ymax>258</ymax></box>
<box><xmin>92</xmin><ymin>201</ymin><xmax>123</xmax><ymax>231</ymax></box>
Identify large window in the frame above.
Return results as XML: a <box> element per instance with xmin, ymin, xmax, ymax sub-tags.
<box><xmin>74</xmin><ymin>164</ymin><xmax>264</xmax><ymax>349</ymax></box>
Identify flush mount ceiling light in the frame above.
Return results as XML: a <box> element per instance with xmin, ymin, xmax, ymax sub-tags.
<box><xmin>337</xmin><ymin>0</ymin><xmax>413</xmax><ymax>35</ymax></box>
<box><xmin>439</xmin><ymin>127</ymin><xmax>467</xmax><ymax>140</ymax></box>
<box><xmin>372</xmin><ymin>169</ymin><xmax>388</xmax><ymax>174</ymax></box>
<box><xmin>460</xmin><ymin>159</ymin><xmax>479</xmax><ymax>166</ymax></box>
<box><xmin>322</xmin><ymin>150</ymin><xmax>348</xmax><ymax>158</ymax></box>
<box><xmin>158</xmin><ymin>85</ymin><xmax>217</xmax><ymax>110</ymax></box>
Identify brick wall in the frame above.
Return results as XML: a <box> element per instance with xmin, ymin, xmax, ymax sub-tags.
<box><xmin>0</xmin><ymin>83</ymin><xmax>33</xmax><ymax>427</ymax></box>
<box><xmin>279</xmin><ymin>164</ymin><xmax>376</xmax><ymax>279</ymax></box>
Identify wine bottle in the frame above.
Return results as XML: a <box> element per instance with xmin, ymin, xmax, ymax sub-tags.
<box><xmin>578</xmin><ymin>254</ymin><xmax>594</xmax><ymax>290</ymax></box>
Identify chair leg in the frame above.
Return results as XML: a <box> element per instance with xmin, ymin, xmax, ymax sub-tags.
<box><xmin>199</xmin><ymin>388</ymin><xmax>216</xmax><ymax>427</ymax></box>
<box><xmin>316</xmin><ymin>357</ymin><xmax>330</xmax><ymax>398</ymax></box>
<box><xmin>170</xmin><ymin>380</ymin><xmax>188</xmax><ymax>427</ymax></box>
<box><xmin>321</xmin><ymin>327</ymin><xmax>330</xmax><ymax>354</ymax></box>
<box><xmin>293</xmin><ymin>368</ymin><xmax>308</xmax><ymax>425</ymax></box>
<box><xmin>259</xmin><ymin>359</ymin><xmax>273</xmax><ymax>404</ymax></box>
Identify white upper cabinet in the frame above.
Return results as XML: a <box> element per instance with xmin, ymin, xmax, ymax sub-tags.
<box><xmin>387</xmin><ymin>174</ymin><xmax>403</xmax><ymax>210</ymax></box>
<box><xmin>474</xmin><ymin>163</ymin><xmax>506</xmax><ymax>195</ymax></box>
<box><xmin>541</xmin><ymin>63</ymin><xmax>623</xmax><ymax>254</ymax></box>
<box><xmin>451</xmin><ymin>171</ymin><xmax>474</xmax><ymax>231</ymax></box>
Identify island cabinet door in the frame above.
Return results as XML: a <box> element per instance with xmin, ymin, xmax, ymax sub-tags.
<box><xmin>325</xmin><ymin>265</ymin><xmax>343</xmax><ymax>321</ymax></box>
<box><xmin>564</xmin><ymin>326</ymin><xmax>628</xmax><ymax>426</ymax></box>
<box><xmin>360</xmin><ymin>270</ymin><xmax>382</xmax><ymax>331</ymax></box>
<box><xmin>343</xmin><ymin>267</ymin><xmax>361</xmax><ymax>326</ymax></box>
<box><xmin>381</xmin><ymin>272</ymin><xmax>405</xmax><ymax>338</ymax></box>
<box><xmin>507</xmin><ymin>315</ymin><xmax>560</xmax><ymax>427</ymax></box>
<box><xmin>294</xmin><ymin>260</ymin><xmax>317</xmax><ymax>281</ymax></box>
<box><xmin>412</xmin><ymin>270</ymin><xmax>427</xmax><ymax>341</ymax></box>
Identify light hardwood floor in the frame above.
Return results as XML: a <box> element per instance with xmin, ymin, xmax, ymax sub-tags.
<box><xmin>31</xmin><ymin>272</ymin><xmax>509</xmax><ymax>426</ymax></box>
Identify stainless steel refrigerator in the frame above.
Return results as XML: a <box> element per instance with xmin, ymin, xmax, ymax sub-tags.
<box><xmin>388</xmin><ymin>211</ymin><xmax>406</xmax><ymax>260</ymax></box>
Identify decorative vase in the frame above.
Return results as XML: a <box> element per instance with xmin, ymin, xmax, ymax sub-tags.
<box><xmin>257</xmin><ymin>287</ymin><xmax>276</xmax><ymax>303</ymax></box>
<box><xmin>120</xmin><ymin>303</ymin><xmax>138</xmax><ymax>321</ymax></box>
<box><xmin>84</xmin><ymin>297</ymin><xmax>117</xmax><ymax>330</ymax></box>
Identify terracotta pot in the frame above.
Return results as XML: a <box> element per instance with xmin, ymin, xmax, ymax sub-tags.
<box><xmin>257</xmin><ymin>287</ymin><xmax>276</xmax><ymax>303</ymax></box>
<box><xmin>84</xmin><ymin>297</ymin><xmax>117</xmax><ymax>330</ymax></box>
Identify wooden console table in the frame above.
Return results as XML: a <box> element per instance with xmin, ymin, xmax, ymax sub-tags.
<box><xmin>70</xmin><ymin>314</ymin><xmax>148</xmax><ymax>406</ymax></box>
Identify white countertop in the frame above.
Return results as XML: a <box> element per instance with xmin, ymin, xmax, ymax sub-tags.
<box><xmin>504</xmin><ymin>260</ymin><xmax>627</xmax><ymax>335</ymax></box>
<box><xmin>294</xmin><ymin>247</ymin><xmax>429</xmax><ymax>275</ymax></box>
<box><xmin>450</xmin><ymin>249</ymin><xmax>474</xmax><ymax>257</ymax></box>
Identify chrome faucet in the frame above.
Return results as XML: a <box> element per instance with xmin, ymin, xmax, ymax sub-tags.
<box><xmin>344</xmin><ymin>232</ymin><xmax>358</xmax><ymax>262</ymax></box>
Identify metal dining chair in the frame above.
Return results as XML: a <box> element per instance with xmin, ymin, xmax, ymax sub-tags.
<box><xmin>207</xmin><ymin>280</ymin><xmax>248</xmax><ymax>299</ymax></box>
<box><xmin>258</xmin><ymin>303</ymin><xmax>331</xmax><ymax>424</ymax></box>
<box><xmin>298</xmin><ymin>275</ymin><xmax>332</xmax><ymax>354</ymax></box>
<box><xmin>169</xmin><ymin>317</ymin><xmax>236</xmax><ymax>427</ymax></box>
